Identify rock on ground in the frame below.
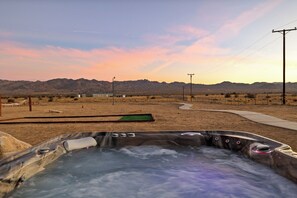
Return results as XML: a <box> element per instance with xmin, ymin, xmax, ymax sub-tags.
<box><xmin>0</xmin><ymin>131</ymin><xmax>31</xmax><ymax>158</ymax></box>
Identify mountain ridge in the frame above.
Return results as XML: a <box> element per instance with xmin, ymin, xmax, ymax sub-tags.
<box><xmin>0</xmin><ymin>78</ymin><xmax>297</xmax><ymax>96</ymax></box>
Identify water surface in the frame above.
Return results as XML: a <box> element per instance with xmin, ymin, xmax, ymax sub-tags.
<box><xmin>11</xmin><ymin>146</ymin><xmax>297</xmax><ymax>198</ymax></box>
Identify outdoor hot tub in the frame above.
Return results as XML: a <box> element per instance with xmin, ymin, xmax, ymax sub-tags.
<box><xmin>1</xmin><ymin>131</ymin><xmax>297</xmax><ymax>197</ymax></box>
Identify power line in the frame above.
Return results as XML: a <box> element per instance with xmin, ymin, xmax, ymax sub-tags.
<box><xmin>276</xmin><ymin>18</ymin><xmax>297</xmax><ymax>29</ymax></box>
<box><xmin>272</xmin><ymin>27</ymin><xmax>297</xmax><ymax>105</ymax></box>
<box><xmin>228</xmin><ymin>35</ymin><xmax>282</xmax><ymax>67</ymax></box>
<box><xmin>207</xmin><ymin>34</ymin><xmax>281</xmax><ymax>74</ymax></box>
<box><xmin>207</xmin><ymin>19</ymin><xmax>297</xmax><ymax>73</ymax></box>
<box><xmin>112</xmin><ymin>76</ymin><xmax>115</xmax><ymax>105</ymax></box>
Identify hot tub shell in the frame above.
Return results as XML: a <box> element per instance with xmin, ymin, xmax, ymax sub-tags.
<box><xmin>0</xmin><ymin>130</ymin><xmax>296</xmax><ymax>197</ymax></box>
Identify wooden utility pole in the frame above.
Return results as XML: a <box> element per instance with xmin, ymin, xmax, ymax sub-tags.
<box><xmin>187</xmin><ymin>74</ymin><xmax>194</xmax><ymax>102</ymax></box>
<box><xmin>29</xmin><ymin>96</ymin><xmax>32</xmax><ymax>111</ymax></box>
<box><xmin>272</xmin><ymin>27</ymin><xmax>297</xmax><ymax>105</ymax></box>
<box><xmin>112</xmin><ymin>77</ymin><xmax>115</xmax><ymax>105</ymax></box>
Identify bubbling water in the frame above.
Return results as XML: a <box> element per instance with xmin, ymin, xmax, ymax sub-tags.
<box><xmin>11</xmin><ymin>146</ymin><xmax>297</xmax><ymax>198</ymax></box>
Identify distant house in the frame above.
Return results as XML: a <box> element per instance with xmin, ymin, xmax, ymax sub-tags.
<box><xmin>77</xmin><ymin>94</ymin><xmax>87</xmax><ymax>98</ymax></box>
<box><xmin>92</xmin><ymin>93</ymin><xmax>113</xmax><ymax>97</ymax></box>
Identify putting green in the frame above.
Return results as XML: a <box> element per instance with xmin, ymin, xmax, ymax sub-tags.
<box><xmin>119</xmin><ymin>114</ymin><xmax>154</xmax><ymax>121</ymax></box>
<box><xmin>0</xmin><ymin>113</ymin><xmax>155</xmax><ymax>124</ymax></box>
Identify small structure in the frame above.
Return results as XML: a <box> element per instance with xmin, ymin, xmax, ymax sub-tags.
<box><xmin>77</xmin><ymin>94</ymin><xmax>87</xmax><ymax>98</ymax></box>
<box><xmin>92</xmin><ymin>93</ymin><xmax>112</xmax><ymax>97</ymax></box>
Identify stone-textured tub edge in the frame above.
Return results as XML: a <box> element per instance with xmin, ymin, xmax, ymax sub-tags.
<box><xmin>0</xmin><ymin>130</ymin><xmax>296</xmax><ymax>197</ymax></box>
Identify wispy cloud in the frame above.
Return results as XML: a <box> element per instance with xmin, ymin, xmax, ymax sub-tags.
<box><xmin>212</xmin><ymin>0</ymin><xmax>282</xmax><ymax>42</ymax></box>
<box><xmin>0</xmin><ymin>41</ymin><xmax>170</xmax><ymax>80</ymax></box>
<box><xmin>152</xmin><ymin>0</ymin><xmax>283</xmax><ymax>72</ymax></box>
<box><xmin>0</xmin><ymin>0</ymin><xmax>285</xmax><ymax>83</ymax></box>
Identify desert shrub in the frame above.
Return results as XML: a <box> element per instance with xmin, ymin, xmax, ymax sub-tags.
<box><xmin>48</xmin><ymin>96</ymin><xmax>54</xmax><ymax>102</ymax></box>
<box><xmin>74</xmin><ymin>98</ymin><xmax>78</xmax><ymax>101</ymax></box>
<box><xmin>246</xmin><ymin>93</ymin><xmax>255</xmax><ymax>99</ymax></box>
<box><xmin>205</xmin><ymin>94</ymin><xmax>209</xmax><ymax>96</ymax></box>
<box><xmin>7</xmin><ymin>98</ymin><xmax>15</xmax><ymax>103</ymax></box>
<box><xmin>150</xmin><ymin>96</ymin><xmax>156</xmax><ymax>99</ymax></box>
<box><xmin>224</xmin><ymin>93</ymin><xmax>231</xmax><ymax>98</ymax></box>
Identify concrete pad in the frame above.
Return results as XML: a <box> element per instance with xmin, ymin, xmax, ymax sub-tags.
<box><xmin>179</xmin><ymin>103</ymin><xmax>193</xmax><ymax>110</ymax></box>
<box><xmin>199</xmin><ymin>109</ymin><xmax>297</xmax><ymax>131</ymax></box>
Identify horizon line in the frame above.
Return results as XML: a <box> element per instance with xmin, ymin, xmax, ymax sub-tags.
<box><xmin>0</xmin><ymin>77</ymin><xmax>296</xmax><ymax>85</ymax></box>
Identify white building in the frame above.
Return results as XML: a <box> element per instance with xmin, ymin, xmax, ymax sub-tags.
<box><xmin>92</xmin><ymin>93</ymin><xmax>113</xmax><ymax>97</ymax></box>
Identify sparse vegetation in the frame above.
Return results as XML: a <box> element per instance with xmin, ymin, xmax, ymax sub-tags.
<box><xmin>48</xmin><ymin>96</ymin><xmax>54</xmax><ymax>102</ymax></box>
<box><xmin>7</xmin><ymin>98</ymin><xmax>15</xmax><ymax>103</ymax></box>
<box><xmin>225</xmin><ymin>93</ymin><xmax>231</xmax><ymax>98</ymax></box>
<box><xmin>246</xmin><ymin>93</ymin><xmax>255</xmax><ymax>99</ymax></box>
<box><xmin>0</xmin><ymin>99</ymin><xmax>296</xmax><ymax>152</ymax></box>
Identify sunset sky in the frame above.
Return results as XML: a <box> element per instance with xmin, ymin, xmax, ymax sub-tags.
<box><xmin>1</xmin><ymin>0</ymin><xmax>297</xmax><ymax>84</ymax></box>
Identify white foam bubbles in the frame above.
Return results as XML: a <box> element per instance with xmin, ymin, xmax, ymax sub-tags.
<box><xmin>118</xmin><ymin>145</ymin><xmax>179</xmax><ymax>159</ymax></box>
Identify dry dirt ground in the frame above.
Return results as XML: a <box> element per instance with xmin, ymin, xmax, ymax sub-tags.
<box><xmin>0</xmin><ymin>100</ymin><xmax>296</xmax><ymax>152</ymax></box>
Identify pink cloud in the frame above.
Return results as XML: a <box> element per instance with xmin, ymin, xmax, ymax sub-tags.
<box><xmin>214</xmin><ymin>0</ymin><xmax>282</xmax><ymax>42</ymax></box>
<box><xmin>170</xmin><ymin>25</ymin><xmax>208</xmax><ymax>38</ymax></box>
<box><xmin>143</xmin><ymin>34</ymin><xmax>183</xmax><ymax>46</ymax></box>
<box><xmin>0</xmin><ymin>41</ymin><xmax>171</xmax><ymax>81</ymax></box>
<box><xmin>143</xmin><ymin>1</ymin><xmax>283</xmax><ymax>75</ymax></box>
<box><xmin>154</xmin><ymin>0</ymin><xmax>283</xmax><ymax>72</ymax></box>
<box><xmin>0</xmin><ymin>42</ymin><xmax>42</xmax><ymax>58</ymax></box>
<box><xmin>143</xmin><ymin>25</ymin><xmax>208</xmax><ymax>47</ymax></box>
<box><xmin>0</xmin><ymin>0</ymin><xmax>283</xmax><ymax>82</ymax></box>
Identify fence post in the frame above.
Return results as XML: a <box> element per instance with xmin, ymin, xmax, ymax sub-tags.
<box><xmin>29</xmin><ymin>96</ymin><xmax>32</xmax><ymax>112</ymax></box>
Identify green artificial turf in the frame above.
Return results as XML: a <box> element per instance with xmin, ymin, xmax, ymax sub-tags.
<box><xmin>119</xmin><ymin>114</ymin><xmax>154</xmax><ymax>121</ymax></box>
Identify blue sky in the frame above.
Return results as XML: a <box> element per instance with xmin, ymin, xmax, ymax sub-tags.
<box><xmin>0</xmin><ymin>0</ymin><xmax>297</xmax><ymax>84</ymax></box>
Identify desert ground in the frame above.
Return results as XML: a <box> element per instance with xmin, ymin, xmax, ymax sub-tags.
<box><xmin>0</xmin><ymin>95</ymin><xmax>297</xmax><ymax>152</ymax></box>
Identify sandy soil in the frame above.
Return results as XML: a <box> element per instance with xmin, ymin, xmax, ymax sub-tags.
<box><xmin>0</xmin><ymin>101</ymin><xmax>296</xmax><ymax>152</ymax></box>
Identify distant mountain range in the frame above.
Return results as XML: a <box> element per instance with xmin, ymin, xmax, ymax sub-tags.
<box><xmin>0</xmin><ymin>78</ymin><xmax>297</xmax><ymax>96</ymax></box>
